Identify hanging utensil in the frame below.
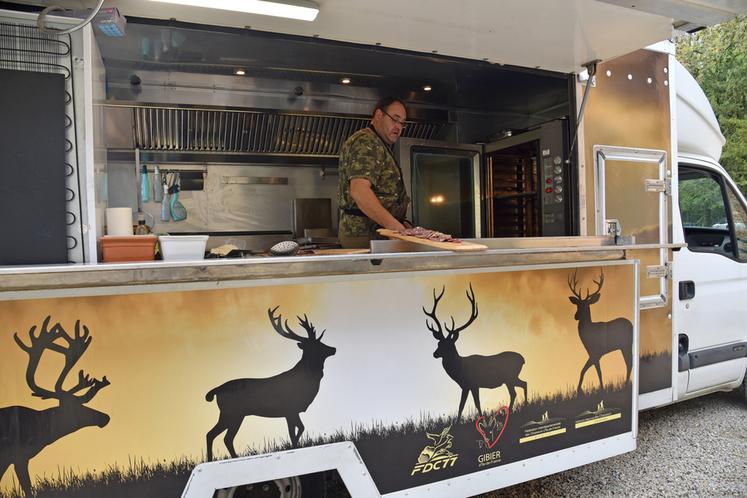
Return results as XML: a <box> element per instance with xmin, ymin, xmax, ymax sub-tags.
<box><xmin>170</xmin><ymin>172</ymin><xmax>187</xmax><ymax>222</ymax></box>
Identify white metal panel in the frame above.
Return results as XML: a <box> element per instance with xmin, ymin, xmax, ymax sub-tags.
<box><xmin>83</xmin><ymin>25</ymin><xmax>107</xmax><ymax>262</ymax></box>
<box><xmin>675</xmin><ymin>60</ymin><xmax>726</xmax><ymax>162</ymax></box>
<box><xmin>13</xmin><ymin>0</ymin><xmax>675</xmax><ymax>73</ymax></box>
<box><xmin>182</xmin><ymin>443</ymin><xmax>380</xmax><ymax>498</ymax></box>
<box><xmin>638</xmin><ymin>388</ymin><xmax>674</xmax><ymax>410</ymax></box>
<box><xmin>597</xmin><ymin>0</ymin><xmax>747</xmax><ymax>28</ymax></box>
<box><xmin>672</xmin><ymin>157</ymin><xmax>747</xmax><ymax>396</ymax></box>
<box><xmin>672</xmin><ymin>247</ymin><xmax>747</xmax><ymax>352</ymax></box>
<box><xmin>686</xmin><ymin>358</ymin><xmax>747</xmax><ymax>393</ymax></box>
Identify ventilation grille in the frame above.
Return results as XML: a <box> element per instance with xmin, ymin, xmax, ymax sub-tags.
<box><xmin>133</xmin><ymin>107</ymin><xmax>445</xmax><ymax>155</ymax></box>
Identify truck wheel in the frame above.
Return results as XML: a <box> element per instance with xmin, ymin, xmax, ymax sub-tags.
<box><xmin>742</xmin><ymin>368</ymin><xmax>747</xmax><ymax>403</ymax></box>
<box><xmin>215</xmin><ymin>476</ymin><xmax>301</xmax><ymax>498</ymax></box>
<box><xmin>212</xmin><ymin>471</ymin><xmax>345</xmax><ymax>498</ymax></box>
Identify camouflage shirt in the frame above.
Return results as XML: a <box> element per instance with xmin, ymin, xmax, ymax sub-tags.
<box><xmin>337</xmin><ymin>127</ymin><xmax>409</xmax><ymax>239</ymax></box>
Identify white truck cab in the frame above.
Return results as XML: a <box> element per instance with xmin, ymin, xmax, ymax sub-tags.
<box><xmin>672</xmin><ymin>60</ymin><xmax>747</xmax><ymax>400</ymax></box>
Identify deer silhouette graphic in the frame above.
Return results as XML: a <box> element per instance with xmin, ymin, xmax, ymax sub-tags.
<box><xmin>0</xmin><ymin>316</ymin><xmax>111</xmax><ymax>497</ymax></box>
<box><xmin>205</xmin><ymin>307</ymin><xmax>336</xmax><ymax>460</ymax></box>
<box><xmin>423</xmin><ymin>284</ymin><xmax>527</xmax><ymax>419</ymax></box>
<box><xmin>568</xmin><ymin>270</ymin><xmax>633</xmax><ymax>394</ymax></box>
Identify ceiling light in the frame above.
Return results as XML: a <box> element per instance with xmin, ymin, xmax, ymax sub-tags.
<box><xmin>423</xmin><ymin>85</ymin><xmax>432</xmax><ymax>92</ymax></box>
<box><xmin>147</xmin><ymin>0</ymin><xmax>319</xmax><ymax>22</ymax></box>
<box><xmin>235</xmin><ymin>69</ymin><xmax>246</xmax><ymax>75</ymax></box>
<box><xmin>341</xmin><ymin>77</ymin><xmax>351</xmax><ymax>84</ymax></box>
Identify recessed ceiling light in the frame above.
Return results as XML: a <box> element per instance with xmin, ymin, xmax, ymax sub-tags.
<box><xmin>146</xmin><ymin>0</ymin><xmax>320</xmax><ymax>22</ymax></box>
<box><xmin>341</xmin><ymin>77</ymin><xmax>351</xmax><ymax>84</ymax></box>
<box><xmin>423</xmin><ymin>85</ymin><xmax>432</xmax><ymax>92</ymax></box>
<box><xmin>235</xmin><ymin>69</ymin><xmax>246</xmax><ymax>75</ymax></box>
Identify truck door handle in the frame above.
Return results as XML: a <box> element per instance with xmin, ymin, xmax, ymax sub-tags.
<box><xmin>679</xmin><ymin>281</ymin><xmax>695</xmax><ymax>300</ymax></box>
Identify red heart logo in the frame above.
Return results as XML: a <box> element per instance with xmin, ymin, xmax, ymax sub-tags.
<box><xmin>475</xmin><ymin>406</ymin><xmax>510</xmax><ymax>449</ymax></box>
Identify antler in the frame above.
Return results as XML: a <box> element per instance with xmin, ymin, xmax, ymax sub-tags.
<box><xmin>423</xmin><ymin>286</ymin><xmax>446</xmax><ymax>339</ymax></box>
<box><xmin>54</xmin><ymin>320</ymin><xmax>91</xmax><ymax>392</ymax></box>
<box><xmin>14</xmin><ymin>317</ymin><xmax>110</xmax><ymax>403</ymax></box>
<box><xmin>444</xmin><ymin>283</ymin><xmax>478</xmax><ymax>340</ymax></box>
<box><xmin>589</xmin><ymin>271</ymin><xmax>605</xmax><ymax>299</ymax></box>
<box><xmin>55</xmin><ymin>320</ymin><xmax>110</xmax><ymax>402</ymax></box>
<box><xmin>568</xmin><ymin>270</ymin><xmax>584</xmax><ymax>299</ymax></box>
<box><xmin>297</xmin><ymin>314</ymin><xmax>325</xmax><ymax>341</ymax></box>
<box><xmin>268</xmin><ymin>306</ymin><xmax>307</xmax><ymax>342</ymax></box>
<box><xmin>14</xmin><ymin>316</ymin><xmax>64</xmax><ymax>400</ymax></box>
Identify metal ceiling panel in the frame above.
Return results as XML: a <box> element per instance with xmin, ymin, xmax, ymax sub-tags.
<box><xmin>597</xmin><ymin>0</ymin><xmax>747</xmax><ymax>30</ymax></box>
<box><xmin>8</xmin><ymin>0</ymin><xmax>683</xmax><ymax>72</ymax></box>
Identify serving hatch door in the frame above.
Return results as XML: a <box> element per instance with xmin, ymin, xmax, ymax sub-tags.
<box><xmin>103</xmin><ymin>1</ymin><xmax>744</xmax><ymax>73</ymax></box>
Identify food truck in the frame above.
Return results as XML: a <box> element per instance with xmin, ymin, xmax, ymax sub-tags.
<box><xmin>0</xmin><ymin>1</ymin><xmax>745</xmax><ymax>497</ymax></box>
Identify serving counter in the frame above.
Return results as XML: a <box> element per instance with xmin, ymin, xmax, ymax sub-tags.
<box><xmin>0</xmin><ymin>236</ymin><xmax>655</xmax><ymax>294</ymax></box>
<box><xmin>0</xmin><ymin>236</ymin><xmax>680</xmax><ymax>497</ymax></box>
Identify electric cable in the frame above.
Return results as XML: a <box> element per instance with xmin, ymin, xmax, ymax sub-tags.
<box><xmin>37</xmin><ymin>0</ymin><xmax>106</xmax><ymax>35</ymax></box>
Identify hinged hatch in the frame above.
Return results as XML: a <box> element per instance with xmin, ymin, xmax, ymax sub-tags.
<box><xmin>91</xmin><ymin>1</ymin><xmax>745</xmax><ymax>73</ymax></box>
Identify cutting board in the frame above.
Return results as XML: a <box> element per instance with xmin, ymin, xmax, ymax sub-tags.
<box><xmin>377</xmin><ymin>229</ymin><xmax>488</xmax><ymax>252</ymax></box>
<box><xmin>312</xmin><ymin>248</ymin><xmax>370</xmax><ymax>255</ymax></box>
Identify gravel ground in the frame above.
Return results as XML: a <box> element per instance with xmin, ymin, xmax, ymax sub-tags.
<box><xmin>479</xmin><ymin>389</ymin><xmax>747</xmax><ymax>497</ymax></box>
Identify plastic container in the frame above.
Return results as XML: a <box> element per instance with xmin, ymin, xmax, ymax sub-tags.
<box><xmin>100</xmin><ymin>235</ymin><xmax>157</xmax><ymax>262</ymax></box>
<box><xmin>158</xmin><ymin>235</ymin><xmax>209</xmax><ymax>261</ymax></box>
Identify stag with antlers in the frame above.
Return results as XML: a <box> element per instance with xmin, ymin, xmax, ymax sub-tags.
<box><xmin>0</xmin><ymin>316</ymin><xmax>111</xmax><ymax>497</ymax></box>
<box><xmin>423</xmin><ymin>284</ymin><xmax>527</xmax><ymax>419</ymax></box>
<box><xmin>568</xmin><ymin>270</ymin><xmax>633</xmax><ymax>394</ymax></box>
<box><xmin>205</xmin><ymin>307</ymin><xmax>336</xmax><ymax>460</ymax></box>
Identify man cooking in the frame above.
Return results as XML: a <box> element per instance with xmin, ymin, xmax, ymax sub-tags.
<box><xmin>337</xmin><ymin>96</ymin><xmax>410</xmax><ymax>248</ymax></box>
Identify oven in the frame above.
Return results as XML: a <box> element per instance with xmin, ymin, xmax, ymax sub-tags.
<box><xmin>397</xmin><ymin>118</ymin><xmax>573</xmax><ymax>238</ymax></box>
<box><xmin>397</xmin><ymin>139</ymin><xmax>482</xmax><ymax>238</ymax></box>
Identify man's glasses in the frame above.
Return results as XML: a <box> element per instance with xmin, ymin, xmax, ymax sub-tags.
<box><xmin>381</xmin><ymin>109</ymin><xmax>407</xmax><ymax>129</ymax></box>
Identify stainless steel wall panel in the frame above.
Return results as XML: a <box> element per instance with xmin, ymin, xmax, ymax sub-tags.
<box><xmin>107</xmin><ymin>163</ymin><xmax>339</xmax><ymax>234</ymax></box>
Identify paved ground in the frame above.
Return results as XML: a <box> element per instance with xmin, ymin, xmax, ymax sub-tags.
<box><xmin>479</xmin><ymin>389</ymin><xmax>746</xmax><ymax>497</ymax></box>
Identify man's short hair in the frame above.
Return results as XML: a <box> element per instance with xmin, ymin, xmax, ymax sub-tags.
<box><xmin>373</xmin><ymin>96</ymin><xmax>407</xmax><ymax>118</ymax></box>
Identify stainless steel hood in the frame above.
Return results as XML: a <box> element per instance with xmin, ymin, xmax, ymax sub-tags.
<box><xmin>127</xmin><ymin>105</ymin><xmax>445</xmax><ymax>156</ymax></box>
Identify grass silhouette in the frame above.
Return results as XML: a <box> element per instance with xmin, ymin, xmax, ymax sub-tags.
<box><xmin>0</xmin><ymin>381</ymin><xmax>631</xmax><ymax>498</ymax></box>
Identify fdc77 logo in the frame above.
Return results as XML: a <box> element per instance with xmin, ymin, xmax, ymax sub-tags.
<box><xmin>410</xmin><ymin>426</ymin><xmax>459</xmax><ymax>476</ymax></box>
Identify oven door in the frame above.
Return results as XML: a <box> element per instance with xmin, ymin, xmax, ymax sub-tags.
<box><xmin>483</xmin><ymin>119</ymin><xmax>571</xmax><ymax>238</ymax></box>
<box><xmin>396</xmin><ymin>138</ymin><xmax>482</xmax><ymax>238</ymax></box>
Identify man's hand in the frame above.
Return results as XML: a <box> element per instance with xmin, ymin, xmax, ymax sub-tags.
<box><xmin>350</xmin><ymin>178</ymin><xmax>405</xmax><ymax>231</ymax></box>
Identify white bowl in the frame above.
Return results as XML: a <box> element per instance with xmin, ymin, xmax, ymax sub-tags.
<box><xmin>158</xmin><ymin>235</ymin><xmax>209</xmax><ymax>261</ymax></box>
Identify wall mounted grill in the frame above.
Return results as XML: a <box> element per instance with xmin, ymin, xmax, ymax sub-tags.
<box><xmin>131</xmin><ymin>106</ymin><xmax>445</xmax><ymax>156</ymax></box>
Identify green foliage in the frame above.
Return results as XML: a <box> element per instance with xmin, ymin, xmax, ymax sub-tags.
<box><xmin>679</xmin><ymin>176</ymin><xmax>727</xmax><ymax>227</ymax></box>
<box><xmin>676</xmin><ymin>16</ymin><xmax>747</xmax><ymax>195</ymax></box>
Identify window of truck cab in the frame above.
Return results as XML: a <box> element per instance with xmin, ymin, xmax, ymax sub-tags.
<box><xmin>679</xmin><ymin>164</ymin><xmax>747</xmax><ymax>262</ymax></box>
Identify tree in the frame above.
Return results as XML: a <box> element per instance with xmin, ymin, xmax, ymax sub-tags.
<box><xmin>676</xmin><ymin>16</ymin><xmax>747</xmax><ymax>195</ymax></box>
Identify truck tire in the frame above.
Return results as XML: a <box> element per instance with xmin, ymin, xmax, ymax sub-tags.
<box><xmin>214</xmin><ymin>472</ymin><xmax>345</xmax><ymax>498</ymax></box>
<box><xmin>742</xmin><ymin>367</ymin><xmax>747</xmax><ymax>403</ymax></box>
<box><xmin>215</xmin><ymin>477</ymin><xmax>301</xmax><ymax>498</ymax></box>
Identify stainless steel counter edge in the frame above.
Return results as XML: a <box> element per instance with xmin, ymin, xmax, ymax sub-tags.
<box><xmin>0</xmin><ymin>242</ymin><xmax>683</xmax><ymax>292</ymax></box>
